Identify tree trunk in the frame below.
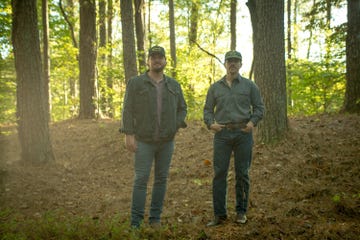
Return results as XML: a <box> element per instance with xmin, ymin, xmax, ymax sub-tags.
<box><xmin>120</xmin><ymin>0</ymin><xmax>138</xmax><ymax>83</ymax></box>
<box><xmin>307</xmin><ymin>0</ymin><xmax>316</xmax><ymax>59</ymax></box>
<box><xmin>42</xmin><ymin>0</ymin><xmax>51</xmax><ymax>121</ymax></box>
<box><xmin>169</xmin><ymin>0</ymin><xmax>176</xmax><ymax>78</ymax></box>
<box><xmin>79</xmin><ymin>0</ymin><xmax>96</xmax><ymax>119</ymax></box>
<box><xmin>189</xmin><ymin>0</ymin><xmax>199</xmax><ymax>48</ymax></box>
<box><xmin>134</xmin><ymin>0</ymin><xmax>146</xmax><ymax>72</ymax></box>
<box><xmin>247</xmin><ymin>0</ymin><xmax>288</xmax><ymax>143</ymax></box>
<box><xmin>343</xmin><ymin>0</ymin><xmax>360</xmax><ymax>113</ymax></box>
<box><xmin>59</xmin><ymin>0</ymin><xmax>78</xmax><ymax>113</ymax></box>
<box><xmin>287</xmin><ymin>0</ymin><xmax>293</xmax><ymax>109</ymax></box>
<box><xmin>98</xmin><ymin>0</ymin><xmax>106</xmax><ymax>116</ymax></box>
<box><xmin>107</xmin><ymin>0</ymin><xmax>114</xmax><ymax>117</ymax></box>
<box><xmin>230</xmin><ymin>0</ymin><xmax>237</xmax><ymax>50</ymax></box>
<box><xmin>12</xmin><ymin>0</ymin><xmax>54</xmax><ymax>163</ymax></box>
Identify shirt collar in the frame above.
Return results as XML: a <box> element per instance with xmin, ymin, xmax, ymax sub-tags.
<box><xmin>220</xmin><ymin>73</ymin><xmax>241</xmax><ymax>84</ymax></box>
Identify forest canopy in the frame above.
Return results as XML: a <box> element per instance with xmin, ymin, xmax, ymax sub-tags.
<box><xmin>0</xmin><ymin>0</ymin><xmax>348</xmax><ymax>123</ymax></box>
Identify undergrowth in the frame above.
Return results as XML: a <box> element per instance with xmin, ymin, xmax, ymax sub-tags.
<box><xmin>0</xmin><ymin>209</ymin><xmax>193</xmax><ymax>240</ymax></box>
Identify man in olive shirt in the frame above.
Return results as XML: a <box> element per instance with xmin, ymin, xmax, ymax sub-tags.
<box><xmin>204</xmin><ymin>50</ymin><xmax>264</xmax><ymax>226</ymax></box>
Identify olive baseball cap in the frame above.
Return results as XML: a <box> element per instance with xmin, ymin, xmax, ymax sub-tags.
<box><xmin>148</xmin><ymin>45</ymin><xmax>165</xmax><ymax>57</ymax></box>
<box><xmin>224</xmin><ymin>50</ymin><xmax>242</xmax><ymax>61</ymax></box>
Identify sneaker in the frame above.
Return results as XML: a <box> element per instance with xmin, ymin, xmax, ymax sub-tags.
<box><xmin>236</xmin><ymin>214</ymin><xmax>247</xmax><ymax>224</ymax></box>
<box><xmin>206</xmin><ymin>216</ymin><xmax>227</xmax><ymax>227</ymax></box>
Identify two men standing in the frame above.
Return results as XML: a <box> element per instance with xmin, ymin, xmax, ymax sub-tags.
<box><xmin>121</xmin><ymin>47</ymin><xmax>264</xmax><ymax>228</ymax></box>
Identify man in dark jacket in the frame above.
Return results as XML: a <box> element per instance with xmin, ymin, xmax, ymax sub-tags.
<box><xmin>121</xmin><ymin>46</ymin><xmax>187</xmax><ymax>228</ymax></box>
<box><xmin>204</xmin><ymin>50</ymin><xmax>264</xmax><ymax>226</ymax></box>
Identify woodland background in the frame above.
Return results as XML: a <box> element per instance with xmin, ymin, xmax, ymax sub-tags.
<box><xmin>0</xmin><ymin>0</ymin><xmax>360</xmax><ymax>239</ymax></box>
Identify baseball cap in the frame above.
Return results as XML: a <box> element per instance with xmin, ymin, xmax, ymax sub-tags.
<box><xmin>224</xmin><ymin>50</ymin><xmax>242</xmax><ymax>61</ymax></box>
<box><xmin>148</xmin><ymin>45</ymin><xmax>165</xmax><ymax>57</ymax></box>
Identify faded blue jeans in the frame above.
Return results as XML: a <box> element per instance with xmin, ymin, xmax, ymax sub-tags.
<box><xmin>212</xmin><ymin>128</ymin><xmax>253</xmax><ymax>217</ymax></box>
<box><xmin>131</xmin><ymin>140</ymin><xmax>174</xmax><ymax>227</ymax></box>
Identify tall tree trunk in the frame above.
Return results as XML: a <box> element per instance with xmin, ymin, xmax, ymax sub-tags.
<box><xmin>12</xmin><ymin>0</ymin><xmax>54</xmax><ymax>163</ymax></box>
<box><xmin>147</xmin><ymin>0</ymin><xmax>152</xmax><ymax>46</ymax></box>
<box><xmin>247</xmin><ymin>0</ymin><xmax>288</xmax><ymax>143</ymax></box>
<box><xmin>230</xmin><ymin>0</ymin><xmax>237</xmax><ymax>50</ymax></box>
<box><xmin>189</xmin><ymin>0</ymin><xmax>199</xmax><ymax>48</ymax></box>
<box><xmin>343</xmin><ymin>0</ymin><xmax>360</xmax><ymax>113</ymax></box>
<box><xmin>79</xmin><ymin>0</ymin><xmax>96</xmax><ymax>119</ymax></box>
<box><xmin>98</xmin><ymin>0</ymin><xmax>106</xmax><ymax>117</ymax></box>
<box><xmin>287</xmin><ymin>0</ymin><xmax>292</xmax><ymax>60</ymax></box>
<box><xmin>134</xmin><ymin>0</ymin><xmax>146</xmax><ymax>72</ymax></box>
<box><xmin>107</xmin><ymin>0</ymin><xmax>114</xmax><ymax>117</ymax></box>
<box><xmin>307</xmin><ymin>0</ymin><xmax>316</xmax><ymax>59</ymax></box>
<box><xmin>42</xmin><ymin>0</ymin><xmax>51</xmax><ymax>121</ymax></box>
<box><xmin>287</xmin><ymin>0</ymin><xmax>292</xmax><ymax>109</ymax></box>
<box><xmin>292</xmin><ymin>0</ymin><xmax>298</xmax><ymax>59</ymax></box>
<box><xmin>59</xmin><ymin>0</ymin><xmax>78</xmax><ymax>113</ymax></box>
<box><xmin>99</xmin><ymin>0</ymin><xmax>106</xmax><ymax>48</ymax></box>
<box><xmin>120</xmin><ymin>0</ymin><xmax>138</xmax><ymax>83</ymax></box>
<box><xmin>169</xmin><ymin>0</ymin><xmax>176</xmax><ymax>78</ymax></box>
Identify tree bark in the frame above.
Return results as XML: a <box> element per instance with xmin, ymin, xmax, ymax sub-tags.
<box><xmin>247</xmin><ymin>0</ymin><xmax>288</xmax><ymax>143</ymax></box>
<box><xmin>42</xmin><ymin>0</ymin><xmax>51</xmax><ymax>121</ymax></box>
<box><xmin>79</xmin><ymin>0</ymin><xmax>96</xmax><ymax>119</ymax></box>
<box><xmin>189</xmin><ymin>0</ymin><xmax>199</xmax><ymax>48</ymax></box>
<box><xmin>343</xmin><ymin>0</ymin><xmax>360</xmax><ymax>113</ymax></box>
<box><xmin>107</xmin><ymin>0</ymin><xmax>114</xmax><ymax>117</ymax></box>
<box><xmin>169</xmin><ymin>0</ymin><xmax>176</xmax><ymax>78</ymax></box>
<box><xmin>120</xmin><ymin>0</ymin><xmax>138</xmax><ymax>83</ymax></box>
<box><xmin>230</xmin><ymin>0</ymin><xmax>237</xmax><ymax>50</ymax></box>
<box><xmin>134</xmin><ymin>0</ymin><xmax>146</xmax><ymax>73</ymax></box>
<box><xmin>12</xmin><ymin>0</ymin><xmax>54</xmax><ymax>163</ymax></box>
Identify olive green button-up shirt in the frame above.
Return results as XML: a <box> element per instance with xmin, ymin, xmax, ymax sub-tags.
<box><xmin>203</xmin><ymin>74</ymin><xmax>264</xmax><ymax>129</ymax></box>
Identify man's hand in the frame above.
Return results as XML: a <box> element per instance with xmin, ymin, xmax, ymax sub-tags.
<box><xmin>125</xmin><ymin>134</ymin><xmax>137</xmax><ymax>152</ymax></box>
<box><xmin>241</xmin><ymin>121</ymin><xmax>254</xmax><ymax>133</ymax></box>
<box><xmin>210</xmin><ymin>123</ymin><xmax>225</xmax><ymax>132</ymax></box>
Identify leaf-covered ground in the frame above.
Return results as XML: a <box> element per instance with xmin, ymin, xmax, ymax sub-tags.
<box><xmin>0</xmin><ymin>114</ymin><xmax>359</xmax><ymax>239</ymax></box>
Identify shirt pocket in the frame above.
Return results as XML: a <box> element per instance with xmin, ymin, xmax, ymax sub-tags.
<box><xmin>235</xmin><ymin>90</ymin><xmax>250</xmax><ymax>106</ymax></box>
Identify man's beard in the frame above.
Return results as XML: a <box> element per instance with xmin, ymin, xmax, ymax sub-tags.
<box><xmin>152</xmin><ymin>65</ymin><xmax>165</xmax><ymax>72</ymax></box>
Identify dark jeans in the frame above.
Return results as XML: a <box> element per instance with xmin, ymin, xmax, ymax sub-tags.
<box><xmin>131</xmin><ymin>140</ymin><xmax>174</xmax><ymax>227</ymax></box>
<box><xmin>212</xmin><ymin>128</ymin><xmax>253</xmax><ymax>217</ymax></box>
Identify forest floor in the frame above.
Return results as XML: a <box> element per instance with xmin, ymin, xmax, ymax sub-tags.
<box><xmin>0</xmin><ymin>114</ymin><xmax>359</xmax><ymax>239</ymax></box>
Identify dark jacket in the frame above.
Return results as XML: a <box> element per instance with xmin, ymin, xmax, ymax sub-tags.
<box><xmin>120</xmin><ymin>72</ymin><xmax>187</xmax><ymax>142</ymax></box>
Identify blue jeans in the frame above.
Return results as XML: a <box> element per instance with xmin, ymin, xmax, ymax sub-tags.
<box><xmin>131</xmin><ymin>140</ymin><xmax>174</xmax><ymax>227</ymax></box>
<box><xmin>212</xmin><ymin>128</ymin><xmax>253</xmax><ymax>217</ymax></box>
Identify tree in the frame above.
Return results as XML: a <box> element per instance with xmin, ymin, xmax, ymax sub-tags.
<box><xmin>247</xmin><ymin>0</ymin><xmax>288</xmax><ymax>143</ymax></box>
<box><xmin>12</xmin><ymin>0</ymin><xmax>54</xmax><ymax>163</ymax></box>
<box><xmin>42</xmin><ymin>0</ymin><xmax>51</xmax><ymax>120</ymax></box>
<box><xmin>189</xmin><ymin>0</ymin><xmax>199</xmax><ymax>48</ymax></box>
<box><xmin>343</xmin><ymin>0</ymin><xmax>360</xmax><ymax>113</ymax></box>
<box><xmin>169</xmin><ymin>0</ymin><xmax>177</xmax><ymax>77</ymax></box>
<box><xmin>134</xmin><ymin>0</ymin><xmax>146</xmax><ymax>72</ymax></box>
<box><xmin>79</xmin><ymin>0</ymin><xmax>96</xmax><ymax>119</ymax></box>
<box><xmin>107</xmin><ymin>0</ymin><xmax>114</xmax><ymax>117</ymax></box>
<box><xmin>230</xmin><ymin>0</ymin><xmax>237</xmax><ymax>50</ymax></box>
<box><xmin>120</xmin><ymin>0</ymin><xmax>138</xmax><ymax>83</ymax></box>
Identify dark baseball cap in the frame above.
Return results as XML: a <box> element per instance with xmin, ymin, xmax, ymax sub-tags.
<box><xmin>225</xmin><ymin>50</ymin><xmax>242</xmax><ymax>61</ymax></box>
<box><xmin>148</xmin><ymin>45</ymin><xmax>165</xmax><ymax>57</ymax></box>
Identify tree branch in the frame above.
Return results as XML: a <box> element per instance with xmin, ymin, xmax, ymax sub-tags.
<box><xmin>59</xmin><ymin>0</ymin><xmax>78</xmax><ymax>48</ymax></box>
<box><xmin>190</xmin><ymin>40</ymin><xmax>223</xmax><ymax>65</ymax></box>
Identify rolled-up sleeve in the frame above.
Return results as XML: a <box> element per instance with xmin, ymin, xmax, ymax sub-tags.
<box><xmin>203</xmin><ymin>85</ymin><xmax>215</xmax><ymax>129</ymax></box>
<box><xmin>249</xmin><ymin>83</ymin><xmax>265</xmax><ymax>126</ymax></box>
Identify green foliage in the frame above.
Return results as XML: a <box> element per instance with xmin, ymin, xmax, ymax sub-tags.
<box><xmin>0</xmin><ymin>0</ymin><xmax>349</xmax><ymax>124</ymax></box>
<box><xmin>287</xmin><ymin>59</ymin><xmax>345</xmax><ymax>115</ymax></box>
<box><xmin>0</xmin><ymin>0</ymin><xmax>11</xmax><ymax>58</ymax></box>
<box><xmin>0</xmin><ymin>56</ymin><xmax>16</xmax><ymax>123</ymax></box>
